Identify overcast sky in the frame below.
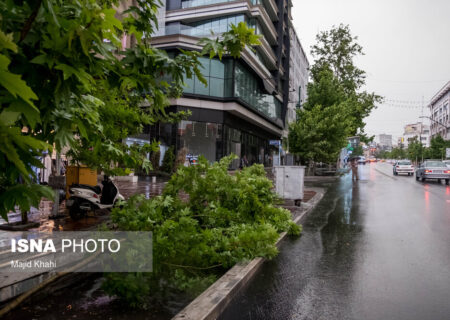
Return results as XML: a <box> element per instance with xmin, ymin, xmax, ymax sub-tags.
<box><xmin>292</xmin><ymin>0</ymin><xmax>450</xmax><ymax>142</ymax></box>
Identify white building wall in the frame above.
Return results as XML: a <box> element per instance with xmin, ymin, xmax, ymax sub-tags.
<box><xmin>403</xmin><ymin>123</ymin><xmax>430</xmax><ymax>148</ymax></box>
<box><xmin>429</xmin><ymin>81</ymin><xmax>450</xmax><ymax>140</ymax></box>
<box><xmin>285</xmin><ymin>26</ymin><xmax>309</xmax><ymax>137</ymax></box>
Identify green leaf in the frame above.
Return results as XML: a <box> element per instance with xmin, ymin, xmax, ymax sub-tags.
<box><xmin>30</xmin><ymin>55</ymin><xmax>47</xmax><ymax>65</ymax></box>
<box><xmin>0</xmin><ymin>70</ymin><xmax>38</xmax><ymax>106</ymax></box>
<box><xmin>0</xmin><ymin>31</ymin><xmax>17</xmax><ymax>52</ymax></box>
<box><xmin>44</xmin><ymin>0</ymin><xmax>60</xmax><ymax>27</ymax></box>
<box><xmin>8</xmin><ymin>100</ymin><xmax>41</xmax><ymax>128</ymax></box>
<box><xmin>0</xmin><ymin>110</ymin><xmax>20</xmax><ymax>125</ymax></box>
<box><xmin>55</xmin><ymin>63</ymin><xmax>76</xmax><ymax>80</ymax></box>
<box><xmin>0</xmin><ymin>54</ymin><xmax>10</xmax><ymax>70</ymax></box>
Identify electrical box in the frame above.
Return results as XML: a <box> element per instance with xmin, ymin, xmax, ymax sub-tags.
<box><xmin>272</xmin><ymin>166</ymin><xmax>305</xmax><ymax>200</ymax></box>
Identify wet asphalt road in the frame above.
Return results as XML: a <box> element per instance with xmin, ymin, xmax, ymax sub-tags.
<box><xmin>219</xmin><ymin>163</ymin><xmax>450</xmax><ymax>320</ymax></box>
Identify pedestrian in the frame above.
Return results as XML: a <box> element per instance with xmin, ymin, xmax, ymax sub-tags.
<box><xmin>240</xmin><ymin>155</ymin><xmax>249</xmax><ymax>169</ymax></box>
<box><xmin>351</xmin><ymin>158</ymin><xmax>359</xmax><ymax>181</ymax></box>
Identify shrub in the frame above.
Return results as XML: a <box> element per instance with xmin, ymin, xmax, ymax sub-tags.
<box><xmin>103</xmin><ymin>155</ymin><xmax>301</xmax><ymax>307</ymax></box>
<box><xmin>161</xmin><ymin>146</ymin><xmax>175</xmax><ymax>173</ymax></box>
<box><xmin>150</xmin><ymin>149</ymin><xmax>161</xmax><ymax>171</ymax></box>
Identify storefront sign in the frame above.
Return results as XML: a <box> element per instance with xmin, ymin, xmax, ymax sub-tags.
<box><xmin>269</xmin><ymin>140</ymin><xmax>281</xmax><ymax>146</ymax></box>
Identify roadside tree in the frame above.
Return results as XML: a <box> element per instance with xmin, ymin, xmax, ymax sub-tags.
<box><xmin>289</xmin><ymin>103</ymin><xmax>353</xmax><ymax>166</ymax></box>
<box><xmin>407</xmin><ymin>137</ymin><xmax>425</xmax><ymax>164</ymax></box>
<box><xmin>289</xmin><ymin>25</ymin><xmax>380</xmax><ymax>165</ymax></box>
<box><xmin>428</xmin><ymin>136</ymin><xmax>450</xmax><ymax>160</ymax></box>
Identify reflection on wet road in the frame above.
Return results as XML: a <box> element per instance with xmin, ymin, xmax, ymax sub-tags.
<box><xmin>219</xmin><ymin>163</ymin><xmax>450</xmax><ymax>320</ymax></box>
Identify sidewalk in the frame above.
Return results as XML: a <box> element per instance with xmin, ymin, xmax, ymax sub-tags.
<box><xmin>0</xmin><ymin>177</ymin><xmax>169</xmax><ymax>233</ymax></box>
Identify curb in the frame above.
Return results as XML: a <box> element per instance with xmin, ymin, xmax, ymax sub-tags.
<box><xmin>172</xmin><ymin>189</ymin><xmax>325</xmax><ymax>320</ymax></box>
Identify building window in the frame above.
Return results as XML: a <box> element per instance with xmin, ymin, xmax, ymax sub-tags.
<box><xmin>178</xmin><ymin>121</ymin><xmax>222</xmax><ymax>163</ymax></box>
<box><xmin>187</xmin><ymin>14</ymin><xmax>245</xmax><ymax>36</ymax></box>
<box><xmin>234</xmin><ymin>62</ymin><xmax>281</xmax><ymax>120</ymax></box>
<box><xmin>183</xmin><ymin>57</ymin><xmax>233</xmax><ymax>98</ymax></box>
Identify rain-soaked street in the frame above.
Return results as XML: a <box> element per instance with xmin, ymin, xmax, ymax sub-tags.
<box><xmin>219</xmin><ymin>163</ymin><xmax>450</xmax><ymax>320</ymax></box>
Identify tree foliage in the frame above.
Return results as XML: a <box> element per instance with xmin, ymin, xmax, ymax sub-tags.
<box><xmin>407</xmin><ymin>137</ymin><xmax>425</xmax><ymax>162</ymax></box>
<box><xmin>104</xmin><ymin>156</ymin><xmax>300</xmax><ymax>307</ymax></box>
<box><xmin>161</xmin><ymin>145</ymin><xmax>175</xmax><ymax>173</ymax></box>
<box><xmin>378</xmin><ymin>136</ymin><xmax>450</xmax><ymax>161</ymax></box>
<box><xmin>427</xmin><ymin>136</ymin><xmax>450</xmax><ymax>159</ymax></box>
<box><xmin>289</xmin><ymin>103</ymin><xmax>353</xmax><ymax>163</ymax></box>
<box><xmin>0</xmin><ymin>0</ymin><xmax>260</xmax><ymax>220</ymax></box>
<box><xmin>289</xmin><ymin>25</ymin><xmax>381</xmax><ymax>164</ymax></box>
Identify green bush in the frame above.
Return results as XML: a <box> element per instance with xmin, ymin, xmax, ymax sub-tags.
<box><xmin>161</xmin><ymin>146</ymin><xmax>175</xmax><ymax>173</ymax></box>
<box><xmin>150</xmin><ymin>149</ymin><xmax>161</xmax><ymax>171</ymax></box>
<box><xmin>103</xmin><ymin>155</ymin><xmax>301</xmax><ymax>307</ymax></box>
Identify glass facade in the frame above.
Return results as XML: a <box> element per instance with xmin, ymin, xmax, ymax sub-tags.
<box><xmin>161</xmin><ymin>15</ymin><xmax>267</xmax><ymax>44</ymax></box>
<box><xmin>182</xmin><ymin>0</ymin><xmax>239</xmax><ymax>9</ymax></box>
<box><xmin>176</xmin><ymin>121</ymin><xmax>273</xmax><ymax>169</ymax></box>
<box><xmin>183</xmin><ymin>57</ymin><xmax>233</xmax><ymax>98</ymax></box>
<box><xmin>181</xmin><ymin>0</ymin><xmax>269</xmax><ymax>10</ymax></box>
<box><xmin>178</xmin><ymin>121</ymin><xmax>223</xmax><ymax>163</ymax></box>
<box><xmin>182</xmin><ymin>58</ymin><xmax>281</xmax><ymax>121</ymax></box>
<box><xmin>188</xmin><ymin>15</ymin><xmax>245</xmax><ymax>36</ymax></box>
<box><xmin>182</xmin><ymin>58</ymin><xmax>281</xmax><ymax>122</ymax></box>
<box><xmin>234</xmin><ymin>62</ymin><xmax>281</xmax><ymax>120</ymax></box>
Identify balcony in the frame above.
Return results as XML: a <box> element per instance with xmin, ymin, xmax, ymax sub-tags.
<box><xmin>179</xmin><ymin>0</ymin><xmax>278</xmax><ymax>21</ymax></box>
<box><xmin>166</xmin><ymin>1</ymin><xmax>278</xmax><ymax>44</ymax></box>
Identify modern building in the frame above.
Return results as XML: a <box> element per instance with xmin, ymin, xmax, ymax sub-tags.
<box><xmin>285</xmin><ymin>26</ymin><xmax>309</xmax><ymax>136</ymax></box>
<box><xmin>403</xmin><ymin>122</ymin><xmax>430</xmax><ymax>148</ymax></box>
<box><xmin>377</xmin><ymin>134</ymin><xmax>392</xmax><ymax>151</ymax></box>
<box><xmin>429</xmin><ymin>80</ymin><xmax>450</xmax><ymax>140</ymax></box>
<box><xmin>145</xmin><ymin>0</ymin><xmax>296</xmax><ymax>169</ymax></box>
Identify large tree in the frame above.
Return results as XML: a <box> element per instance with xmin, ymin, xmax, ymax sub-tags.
<box><xmin>289</xmin><ymin>25</ymin><xmax>380</xmax><ymax>164</ymax></box>
<box><xmin>0</xmin><ymin>0</ymin><xmax>260</xmax><ymax>220</ymax></box>
<box><xmin>407</xmin><ymin>137</ymin><xmax>425</xmax><ymax>163</ymax></box>
<box><xmin>289</xmin><ymin>103</ymin><xmax>353</xmax><ymax>164</ymax></box>
<box><xmin>309</xmin><ymin>24</ymin><xmax>382</xmax><ymax>136</ymax></box>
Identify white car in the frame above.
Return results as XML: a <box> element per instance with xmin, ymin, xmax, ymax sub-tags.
<box><xmin>393</xmin><ymin>160</ymin><xmax>414</xmax><ymax>176</ymax></box>
<box><xmin>443</xmin><ymin>160</ymin><xmax>450</xmax><ymax>168</ymax></box>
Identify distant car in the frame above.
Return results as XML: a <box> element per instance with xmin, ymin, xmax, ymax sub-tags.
<box><xmin>358</xmin><ymin>156</ymin><xmax>366</xmax><ymax>165</ymax></box>
<box><xmin>415</xmin><ymin>160</ymin><xmax>450</xmax><ymax>184</ymax></box>
<box><xmin>369</xmin><ymin>158</ymin><xmax>377</xmax><ymax>163</ymax></box>
<box><xmin>443</xmin><ymin>160</ymin><xmax>450</xmax><ymax>168</ymax></box>
<box><xmin>393</xmin><ymin>160</ymin><xmax>414</xmax><ymax>176</ymax></box>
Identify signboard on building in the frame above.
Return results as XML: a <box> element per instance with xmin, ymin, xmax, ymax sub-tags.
<box><xmin>269</xmin><ymin>140</ymin><xmax>281</xmax><ymax>146</ymax></box>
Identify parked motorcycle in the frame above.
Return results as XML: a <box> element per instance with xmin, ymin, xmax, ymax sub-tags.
<box><xmin>66</xmin><ymin>176</ymin><xmax>125</xmax><ymax>220</ymax></box>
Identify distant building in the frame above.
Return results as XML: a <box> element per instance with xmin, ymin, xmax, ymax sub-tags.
<box><xmin>403</xmin><ymin>122</ymin><xmax>430</xmax><ymax>148</ymax></box>
<box><xmin>429</xmin><ymin>80</ymin><xmax>450</xmax><ymax>140</ymax></box>
<box><xmin>285</xmin><ymin>26</ymin><xmax>309</xmax><ymax>137</ymax></box>
<box><xmin>377</xmin><ymin>134</ymin><xmax>392</xmax><ymax>151</ymax></box>
<box><xmin>348</xmin><ymin>136</ymin><xmax>360</xmax><ymax>150</ymax></box>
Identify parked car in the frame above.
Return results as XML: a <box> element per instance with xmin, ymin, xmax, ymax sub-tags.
<box><xmin>358</xmin><ymin>156</ymin><xmax>366</xmax><ymax>165</ymax></box>
<box><xmin>415</xmin><ymin>160</ymin><xmax>450</xmax><ymax>184</ymax></box>
<box><xmin>393</xmin><ymin>160</ymin><xmax>414</xmax><ymax>176</ymax></box>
